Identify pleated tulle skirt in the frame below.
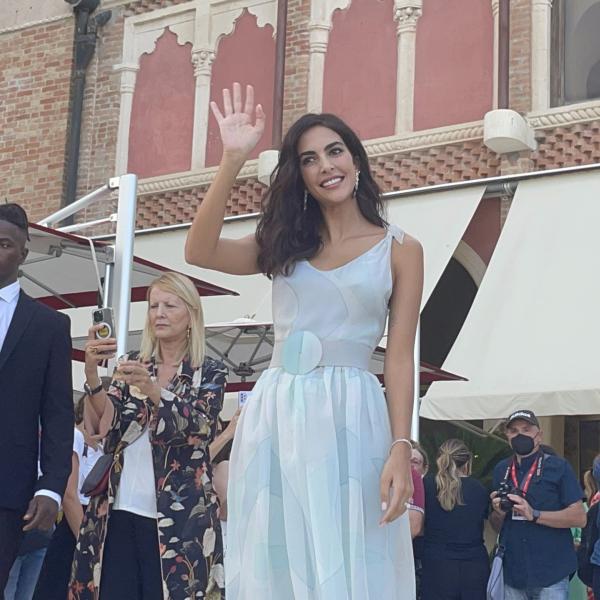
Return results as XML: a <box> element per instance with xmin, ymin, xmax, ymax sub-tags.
<box><xmin>225</xmin><ymin>366</ymin><xmax>415</xmax><ymax>600</ymax></box>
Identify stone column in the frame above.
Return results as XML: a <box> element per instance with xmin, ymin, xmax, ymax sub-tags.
<box><xmin>191</xmin><ymin>47</ymin><xmax>216</xmax><ymax>170</ymax></box>
<box><xmin>113</xmin><ymin>63</ymin><xmax>139</xmax><ymax>175</ymax></box>
<box><xmin>307</xmin><ymin>23</ymin><xmax>330</xmax><ymax>113</ymax></box>
<box><xmin>531</xmin><ymin>0</ymin><xmax>553</xmax><ymax>111</ymax></box>
<box><xmin>491</xmin><ymin>0</ymin><xmax>500</xmax><ymax>109</ymax></box>
<box><xmin>394</xmin><ymin>1</ymin><xmax>423</xmax><ymax>133</ymax></box>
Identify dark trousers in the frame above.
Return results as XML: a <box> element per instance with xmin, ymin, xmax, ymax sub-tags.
<box><xmin>0</xmin><ymin>508</ymin><xmax>24</xmax><ymax>594</ymax></box>
<box><xmin>421</xmin><ymin>556</ymin><xmax>490</xmax><ymax>600</ymax></box>
<box><xmin>99</xmin><ymin>509</ymin><xmax>162</xmax><ymax>600</ymax></box>
<box><xmin>32</xmin><ymin>518</ymin><xmax>76</xmax><ymax>600</ymax></box>
<box><xmin>592</xmin><ymin>565</ymin><xmax>600</xmax><ymax>600</ymax></box>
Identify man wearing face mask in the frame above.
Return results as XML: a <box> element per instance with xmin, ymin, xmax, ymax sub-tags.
<box><xmin>490</xmin><ymin>409</ymin><xmax>586</xmax><ymax>599</ymax></box>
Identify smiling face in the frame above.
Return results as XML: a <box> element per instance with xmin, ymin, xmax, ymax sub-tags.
<box><xmin>0</xmin><ymin>220</ymin><xmax>28</xmax><ymax>288</ymax></box>
<box><xmin>297</xmin><ymin>125</ymin><xmax>358</xmax><ymax>207</ymax></box>
<box><xmin>148</xmin><ymin>286</ymin><xmax>190</xmax><ymax>344</ymax></box>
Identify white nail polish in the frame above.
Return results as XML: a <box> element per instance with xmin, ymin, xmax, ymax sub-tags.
<box><xmin>381</xmin><ymin>502</ymin><xmax>388</xmax><ymax>511</ymax></box>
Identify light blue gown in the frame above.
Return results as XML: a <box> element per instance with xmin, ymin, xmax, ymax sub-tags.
<box><xmin>225</xmin><ymin>225</ymin><xmax>415</xmax><ymax>599</ymax></box>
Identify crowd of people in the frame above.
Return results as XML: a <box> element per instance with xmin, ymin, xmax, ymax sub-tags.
<box><xmin>0</xmin><ymin>83</ymin><xmax>598</xmax><ymax>600</ymax></box>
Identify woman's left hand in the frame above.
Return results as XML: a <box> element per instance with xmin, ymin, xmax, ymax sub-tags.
<box><xmin>116</xmin><ymin>360</ymin><xmax>161</xmax><ymax>404</ymax></box>
<box><xmin>379</xmin><ymin>445</ymin><xmax>414</xmax><ymax>525</ymax></box>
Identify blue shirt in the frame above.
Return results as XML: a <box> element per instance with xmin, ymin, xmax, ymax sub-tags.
<box><xmin>493</xmin><ymin>453</ymin><xmax>583</xmax><ymax>589</ymax></box>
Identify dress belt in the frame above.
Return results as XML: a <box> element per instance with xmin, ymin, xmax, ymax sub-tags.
<box><xmin>270</xmin><ymin>336</ymin><xmax>372</xmax><ymax>372</ymax></box>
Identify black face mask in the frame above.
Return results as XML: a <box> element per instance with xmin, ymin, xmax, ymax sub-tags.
<box><xmin>510</xmin><ymin>433</ymin><xmax>535</xmax><ymax>456</ymax></box>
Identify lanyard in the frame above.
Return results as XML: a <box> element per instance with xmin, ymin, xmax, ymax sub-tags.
<box><xmin>505</xmin><ymin>453</ymin><xmax>543</xmax><ymax>495</ymax></box>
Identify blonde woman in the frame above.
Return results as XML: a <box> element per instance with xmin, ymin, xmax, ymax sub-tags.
<box><xmin>70</xmin><ymin>272</ymin><xmax>227</xmax><ymax>600</ymax></box>
<box><xmin>422</xmin><ymin>439</ymin><xmax>489</xmax><ymax>600</ymax></box>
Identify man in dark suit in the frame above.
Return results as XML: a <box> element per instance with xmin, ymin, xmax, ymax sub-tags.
<box><xmin>0</xmin><ymin>204</ymin><xmax>73</xmax><ymax>592</ymax></box>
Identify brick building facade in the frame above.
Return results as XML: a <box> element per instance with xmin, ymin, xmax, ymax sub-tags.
<box><xmin>2</xmin><ymin>0</ymin><xmax>600</xmax><ymax>228</ymax></box>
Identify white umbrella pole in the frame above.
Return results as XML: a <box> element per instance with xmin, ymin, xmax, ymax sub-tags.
<box><xmin>411</xmin><ymin>318</ymin><xmax>420</xmax><ymax>441</ymax></box>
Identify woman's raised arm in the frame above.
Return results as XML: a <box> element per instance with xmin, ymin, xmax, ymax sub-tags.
<box><xmin>185</xmin><ymin>83</ymin><xmax>266</xmax><ymax>275</ymax></box>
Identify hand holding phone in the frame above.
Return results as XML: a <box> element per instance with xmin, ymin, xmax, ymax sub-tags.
<box><xmin>84</xmin><ymin>308</ymin><xmax>117</xmax><ymax>369</ymax></box>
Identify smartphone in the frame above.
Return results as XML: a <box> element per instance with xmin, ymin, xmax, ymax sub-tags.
<box><xmin>92</xmin><ymin>307</ymin><xmax>116</xmax><ymax>344</ymax></box>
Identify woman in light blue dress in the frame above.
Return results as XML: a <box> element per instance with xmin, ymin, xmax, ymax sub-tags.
<box><xmin>185</xmin><ymin>83</ymin><xmax>423</xmax><ymax>599</ymax></box>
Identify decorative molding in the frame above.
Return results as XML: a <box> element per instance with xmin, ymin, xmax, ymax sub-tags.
<box><xmin>527</xmin><ymin>99</ymin><xmax>600</xmax><ymax>128</ymax></box>
<box><xmin>310</xmin><ymin>0</ymin><xmax>351</xmax><ymax>29</ymax></box>
<box><xmin>137</xmin><ymin>160</ymin><xmax>260</xmax><ymax>195</ymax></box>
<box><xmin>0</xmin><ymin>13</ymin><xmax>69</xmax><ymax>36</ymax></box>
<box><xmin>365</xmin><ymin>121</ymin><xmax>485</xmax><ymax>156</ymax></box>
<box><xmin>306</xmin><ymin>0</ymin><xmax>351</xmax><ymax>112</ymax></box>
<box><xmin>210</xmin><ymin>0</ymin><xmax>277</xmax><ymax>46</ymax></box>
<box><xmin>191</xmin><ymin>47</ymin><xmax>216</xmax><ymax>77</ymax></box>
<box><xmin>394</xmin><ymin>2</ymin><xmax>423</xmax><ymax>34</ymax></box>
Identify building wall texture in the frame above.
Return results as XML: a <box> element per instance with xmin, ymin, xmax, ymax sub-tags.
<box><xmin>0</xmin><ymin>0</ymin><xmax>599</xmax><ymax>237</ymax></box>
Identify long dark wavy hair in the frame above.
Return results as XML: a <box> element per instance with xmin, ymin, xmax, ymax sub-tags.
<box><xmin>255</xmin><ymin>113</ymin><xmax>387</xmax><ymax>278</ymax></box>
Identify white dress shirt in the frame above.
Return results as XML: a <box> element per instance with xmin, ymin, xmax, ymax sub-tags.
<box><xmin>0</xmin><ymin>280</ymin><xmax>20</xmax><ymax>351</ymax></box>
<box><xmin>0</xmin><ymin>280</ymin><xmax>62</xmax><ymax>508</ymax></box>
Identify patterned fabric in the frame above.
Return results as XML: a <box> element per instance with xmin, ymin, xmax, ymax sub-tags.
<box><xmin>69</xmin><ymin>353</ymin><xmax>227</xmax><ymax>600</ymax></box>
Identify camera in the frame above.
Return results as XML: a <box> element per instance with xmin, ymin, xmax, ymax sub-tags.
<box><xmin>497</xmin><ymin>482</ymin><xmax>525</xmax><ymax>512</ymax></box>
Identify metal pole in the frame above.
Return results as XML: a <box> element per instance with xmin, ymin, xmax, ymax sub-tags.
<box><xmin>272</xmin><ymin>0</ymin><xmax>288</xmax><ymax>147</ymax></box>
<box><xmin>110</xmin><ymin>174</ymin><xmax>138</xmax><ymax>357</ymax></box>
<box><xmin>411</xmin><ymin>319</ymin><xmax>421</xmax><ymax>441</ymax></box>
<box><xmin>38</xmin><ymin>184</ymin><xmax>109</xmax><ymax>227</ymax></box>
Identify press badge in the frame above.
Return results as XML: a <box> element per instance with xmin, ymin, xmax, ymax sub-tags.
<box><xmin>511</xmin><ymin>510</ymin><xmax>526</xmax><ymax>521</ymax></box>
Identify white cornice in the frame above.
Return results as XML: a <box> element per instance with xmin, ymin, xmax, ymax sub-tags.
<box><xmin>527</xmin><ymin>100</ymin><xmax>600</xmax><ymax>128</ymax></box>
<box><xmin>364</xmin><ymin>121</ymin><xmax>485</xmax><ymax>156</ymax></box>
<box><xmin>0</xmin><ymin>13</ymin><xmax>70</xmax><ymax>36</ymax></box>
<box><xmin>136</xmin><ymin>101</ymin><xmax>600</xmax><ymax>196</ymax></box>
<box><xmin>137</xmin><ymin>159</ymin><xmax>260</xmax><ymax>195</ymax></box>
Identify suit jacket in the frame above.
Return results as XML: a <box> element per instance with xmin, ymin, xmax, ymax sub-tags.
<box><xmin>0</xmin><ymin>291</ymin><xmax>73</xmax><ymax>511</ymax></box>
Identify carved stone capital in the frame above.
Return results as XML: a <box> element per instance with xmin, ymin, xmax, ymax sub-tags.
<box><xmin>394</xmin><ymin>5</ymin><xmax>423</xmax><ymax>34</ymax></box>
<box><xmin>491</xmin><ymin>0</ymin><xmax>500</xmax><ymax>18</ymax></box>
<box><xmin>192</xmin><ymin>48</ymin><xmax>216</xmax><ymax>78</ymax></box>
<box><xmin>531</xmin><ymin>0</ymin><xmax>552</xmax><ymax>7</ymax></box>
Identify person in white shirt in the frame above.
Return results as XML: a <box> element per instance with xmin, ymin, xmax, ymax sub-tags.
<box><xmin>0</xmin><ymin>204</ymin><xmax>73</xmax><ymax>595</ymax></box>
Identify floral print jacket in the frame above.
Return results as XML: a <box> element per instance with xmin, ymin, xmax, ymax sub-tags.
<box><xmin>70</xmin><ymin>353</ymin><xmax>227</xmax><ymax>600</ymax></box>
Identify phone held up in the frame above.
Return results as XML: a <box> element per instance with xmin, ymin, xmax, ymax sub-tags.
<box><xmin>92</xmin><ymin>308</ymin><xmax>116</xmax><ymax>356</ymax></box>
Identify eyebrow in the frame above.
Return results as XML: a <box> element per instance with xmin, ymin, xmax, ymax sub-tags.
<box><xmin>298</xmin><ymin>141</ymin><xmax>344</xmax><ymax>158</ymax></box>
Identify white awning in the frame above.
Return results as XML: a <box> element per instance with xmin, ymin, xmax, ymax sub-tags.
<box><xmin>421</xmin><ymin>170</ymin><xmax>600</xmax><ymax>420</ymax></box>
<box><xmin>132</xmin><ymin>217</ymin><xmax>272</xmax><ymax>326</ymax></box>
<box><xmin>133</xmin><ymin>184</ymin><xmax>485</xmax><ymax>327</ymax></box>
<box><xmin>386</xmin><ymin>186</ymin><xmax>485</xmax><ymax>308</ymax></box>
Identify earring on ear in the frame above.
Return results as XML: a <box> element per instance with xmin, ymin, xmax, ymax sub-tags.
<box><xmin>353</xmin><ymin>171</ymin><xmax>360</xmax><ymax>197</ymax></box>
<box><xmin>303</xmin><ymin>189</ymin><xmax>308</xmax><ymax>212</ymax></box>
<box><xmin>186</xmin><ymin>327</ymin><xmax>191</xmax><ymax>340</ymax></box>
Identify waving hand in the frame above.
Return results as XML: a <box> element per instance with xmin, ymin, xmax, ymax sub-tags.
<box><xmin>211</xmin><ymin>82</ymin><xmax>266</xmax><ymax>159</ymax></box>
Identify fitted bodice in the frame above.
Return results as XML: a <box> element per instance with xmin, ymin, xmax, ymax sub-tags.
<box><xmin>269</xmin><ymin>225</ymin><xmax>404</xmax><ymax>373</ymax></box>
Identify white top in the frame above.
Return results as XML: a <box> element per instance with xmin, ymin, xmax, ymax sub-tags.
<box><xmin>113</xmin><ymin>428</ymin><xmax>157</xmax><ymax>518</ymax></box>
<box><xmin>0</xmin><ymin>280</ymin><xmax>20</xmax><ymax>351</ymax></box>
<box><xmin>73</xmin><ymin>428</ymin><xmax>104</xmax><ymax>506</ymax></box>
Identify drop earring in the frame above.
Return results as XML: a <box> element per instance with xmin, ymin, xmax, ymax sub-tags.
<box><xmin>303</xmin><ymin>189</ymin><xmax>308</xmax><ymax>212</ymax></box>
<box><xmin>353</xmin><ymin>171</ymin><xmax>360</xmax><ymax>197</ymax></box>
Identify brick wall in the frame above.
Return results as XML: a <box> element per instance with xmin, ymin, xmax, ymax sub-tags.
<box><xmin>0</xmin><ymin>18</ymin><xmax>73</xmax><ymax>222</ymax></box>
<box><xmin>281</xmin><ymin>0</ymin><xmax>310</xmax><ymax>134</ymax></box>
